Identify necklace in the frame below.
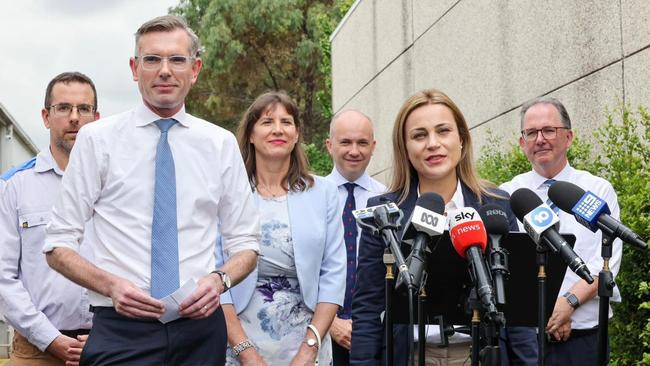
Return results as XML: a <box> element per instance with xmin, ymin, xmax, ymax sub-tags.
<box><xmin>257</xmin><ymin>181</ymin><xmax>283</xmax><ymax>197</ymax></box>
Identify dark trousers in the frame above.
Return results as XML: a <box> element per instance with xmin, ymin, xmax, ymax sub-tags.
<box><xmin>332</xmin><ymin>341</ymin><xmax>350</xmax><ymax>366</ymax></box>
<box><xmin>80</xmin><ymin>306</ymin><xmax>227</xmax><ymax>366</ymax></box>
<box><xmin>547</xmin><ymin>327</ymin><xmax>605</xmax><ymax>366</ymax></box>
<box><xmin>499</xmin><ymin>326</ymin><xmax>538</xmax><ymax>366</ymax></box>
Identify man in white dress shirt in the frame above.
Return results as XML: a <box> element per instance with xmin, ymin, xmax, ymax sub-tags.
<box><xmin>500</xmin><ymin>96</ymin><xmax>622</xmax><ymax>365</ymax></box>
<box><xmin>0</xmin><ymin>72</ymin><xmax>100</xmax><ymax>366</ymax></box>
<box><xmin>44</xmin><ymin>16</ymin><xmax>260</xmax><ymax>365</ymax></box>
<box><xmin>325</xmin><ymin>110</ymin><xmax>386</xmax><ymax>365</ymax></box>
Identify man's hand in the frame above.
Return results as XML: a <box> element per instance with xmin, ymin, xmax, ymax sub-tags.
<box><xmin>178</xmin><ymin>272</ymin><xmax>222</xmax><ymax>318</ymax></box>
<box><xmin>108</xmin><ymin>277</ymin><xmax>164</xmax><ymax>319</ymax></box>
<box><xmin>546</xmin><ymin>297</ymin><xmax>574</xmax><ymax>341</ymax></box>
<box><xmin>63</xmin><ymin>334</ymin><xmax>89</xmax><ymax>366</ymax></box>
<box><xmin>47</xmin><ymin>335</ymin><xmax>83</xmax><ymax>365</ymax></box>
<box><xmin>289</xmin><ymin>342</ymin><xmax>318</xmax><ymax>366</ymax></box>
<box><xmin>330</xmin><ymin>316</ymin><xmax>352</xmax><ymax>350</ymax></box>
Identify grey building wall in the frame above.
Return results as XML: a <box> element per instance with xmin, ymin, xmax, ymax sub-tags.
<box><xmin>331</xmin><ymin>0</ymin><xmax>650</xmax><ymax>184</ymax></box>
<box><xmin>0</xmin><ymin>103</ymin><xmax>39</xmax><ymax>173</ymax></box>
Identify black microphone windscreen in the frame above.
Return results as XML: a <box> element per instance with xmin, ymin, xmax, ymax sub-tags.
<box><xmin>548</xmin><ymin>181</ymin><xmax>585</xmax><ymax>212</ymax></box>
<box><xmin>510</xmin><ymin>188</ymin><xmax>543</xmax><ymax>222</ymax></box>
<box><xmin>416</xmin><ymin>192</ymin><xmax>445</xmax><ymax>214</ymax></box>
<box><xmin>478</xmin><ymin>203</ymin><xmax>510</xmax><ymax>235</ymax></box>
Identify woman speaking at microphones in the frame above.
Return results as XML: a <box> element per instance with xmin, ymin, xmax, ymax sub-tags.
<box><xmin>350</xmin><ymin>89</ymin><xmax>518</xmax><ymax>366</ymax></box>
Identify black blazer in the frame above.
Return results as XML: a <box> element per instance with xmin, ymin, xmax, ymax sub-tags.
<box><xmin>350</xmin><ymin>180</ymin><xmax>518</xmax><ymax>366</ymax></box>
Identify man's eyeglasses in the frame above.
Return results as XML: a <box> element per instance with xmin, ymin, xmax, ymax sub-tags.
<box><xmin>49</xmin><ymin>103</ymin><xmax>96</xmax><ymax>117</ymax></box>
<box><xmin>521</xmin><ymin>126</ymin><xmax>570</xmax><ymax>141</ymax></box>
<box><xmin>137</xmin><ymin>55</ymin><xmax>194</xmax><ymax>71</ymax></box>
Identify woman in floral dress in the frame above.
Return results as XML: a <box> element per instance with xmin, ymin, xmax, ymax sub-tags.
<box><xmin>222</xmin><ymin>91</ymin><xmax>346</xmax><ymax>365</ymax></box>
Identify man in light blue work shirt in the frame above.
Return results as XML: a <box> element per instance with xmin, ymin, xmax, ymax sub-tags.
<box><xmin>325</xmin><ymin>110</ymin><xmax>386</xmax><ymax>365</ymax></box>
<box><xmin>0</xmin><ymin>72</ymin><xmax>100</xmax><ymax>366</ymax></box>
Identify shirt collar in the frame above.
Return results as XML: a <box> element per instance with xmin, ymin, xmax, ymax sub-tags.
<box><xmin>445</xmin><ymin>180</ymin><xmax>464</xmax><ymax>213</ymax></box>
<box><xmin>415</xmin><ymin>179</ymin><xmax>464</xmax><ymax>212</ymax></box>
<box><xmin>133</xmin><ymin>102</ymin><xmax>190</xmax><ymax>128</ymax></box>
<box><xmin>327</xmin><ymin>167</ymin><xmax>374</xmax><ymax>191</ymax></box>
<box><xmin>531</xmin><ymin>163</ymin><xmax>574</xmax><ymax>189</ymax></box>
<box><xmin>34</xmin><ymin>147</ymin><xmax>63</xmax><ymax>176</ymax></box>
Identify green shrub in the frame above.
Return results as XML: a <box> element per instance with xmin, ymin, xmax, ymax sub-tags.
<box><xmin>592</xmin><ymin>106</ymin><xmax>650</xmax><ymax>366</ymax></box>
<box><xmin>303</xmin><ymin>141</ymin><xmax>333</xmax><ymax>177</ymax></box>
<box><xmin>476</xmin><ymin>105</ymin><xmax>650</xmax><ymax>365</ymax></box>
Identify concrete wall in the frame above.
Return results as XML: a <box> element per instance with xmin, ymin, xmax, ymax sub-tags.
<box><xmin>331</xmin><ymin>0</ymin><xmax>650</xmax><ymax>183</ymax></box>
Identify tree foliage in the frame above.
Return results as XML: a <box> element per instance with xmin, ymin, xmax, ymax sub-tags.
<box><xmin>171</xmin><ymin>0</ymin><xmax>353</xmax><ymax>141</ymax></box>
<box><xmin>477</xmin><ymin>106</ymin><xmax>650</xmax><ymax>364</ymax></box>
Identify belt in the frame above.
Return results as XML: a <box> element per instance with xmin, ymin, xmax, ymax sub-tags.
<box><xmin>570</xmin><ymin>327</ymin><xmax>598</xmax><ymax>338</ymax></box>
<box><xmin>60</xmin><ymin>329</ymin><xmax>91</xmax><ymax>338</ymax></box>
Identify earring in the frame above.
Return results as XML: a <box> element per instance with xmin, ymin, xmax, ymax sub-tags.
<box><xmin>460</xmin><ymin>145</ymin><xmax>463</xmax><ymax>150</ymax></box>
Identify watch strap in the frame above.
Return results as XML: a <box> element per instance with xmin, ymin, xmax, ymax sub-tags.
<box><xmin>211</xmin><ymin>270</ymin><xmax>230</xmax><ymax>291</ymax></box>
<box><xmin>563</xmin><ymin>291</ymin><xmax>580</xmax><ymax>309</ymax></box>
<box><xmin>306</xmin><ymin>324</ymin><xmax>321</xmax><ymax>349</ymax></box>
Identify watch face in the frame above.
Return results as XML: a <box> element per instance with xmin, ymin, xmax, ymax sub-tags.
<box><xmin>223</xmin><ymin>274</ymin><xmax>231</xmax><ymax>289</ymax></box>
<box><xmin>306</xmin><ymin>338</ymin><xmax>317</xmax><ymax>347</ymax></box>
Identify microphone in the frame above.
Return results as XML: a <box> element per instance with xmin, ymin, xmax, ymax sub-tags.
<box><xmin>478</xmin><ymin>204</ymin><xmax>510</xmax><ymax>305</ymax></box>
<box><xmin>548</xmin><ymin>181</ymin><xmax>647</xmax><ymax>249</ymax></box>
<box><xmin>352</xmin><ymin>202</ymin><xmax>400</xmax><ymax>221</ymax></box>
<box><xmin>449</xmin><ymin>207</ymin><xmax>498</xmax><ymax>316</ymax></box>
<box><xmin>510</xmin><ymin>188</ymin><xmax>594</xmax><ymax>284</ymax></box>
<box><xmin>400</xmin><ymin>192</ymin><xmax>446</xmax><ymax>289</ymax></box>
<box><xmin>372</xmin><ymin>205</ymin><xmax>413</xmax><ymax>290</ymax></box>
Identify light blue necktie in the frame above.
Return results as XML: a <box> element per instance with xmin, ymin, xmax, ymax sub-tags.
<box><xmin>542</xmin><ymin>179</ymin><xmax>560</xmax><ymax>214</ymax></box>
<box><xmin>150</xmin><ymin>119</ymin><xmax>180</xmax><ymax>298</ymax></box>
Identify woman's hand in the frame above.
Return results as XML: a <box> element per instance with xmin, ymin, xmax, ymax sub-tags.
<box><xmin>289</xmin><ymin>342</ymin><xmax>318</xmax><ymax>366</ymax></box>
<box><xmin>239</xmin><ymin>347</ymin><xmax>268</xmax><ymax>366</ymax></box>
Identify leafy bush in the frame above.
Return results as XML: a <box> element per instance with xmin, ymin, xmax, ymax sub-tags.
<box><xmin>476</xmin><ymin>105</ymin><xmax>650</xmax><ymax>365</ymax></box>
<box><xmin>303</xmin><ymin>141</ymin><xmax>333</xmax><ymax>177</ymax></box>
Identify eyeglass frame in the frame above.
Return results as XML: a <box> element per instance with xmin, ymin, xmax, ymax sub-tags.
<box><xmin>520</xmin><ymin>126</ymin><xmax>571</xmax><ymax>141</ymax></box>
<box><xmin>47</xmin><ymin>103</ymin><xmax>97</xmax><ymax>117</ymax></box>
<box><xmin>135</xmin><ymin>54</ymin><xmax>196</xmax><ymax>71</ymax></box>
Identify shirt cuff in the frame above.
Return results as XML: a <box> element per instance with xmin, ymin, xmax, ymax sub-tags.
<box><xmin>29</xmin><ymin>321</ymin><xmax>61</xmax><ymax>352</ymax></box>
<box><xmin>42</xmin><ymin>234</ymin><xmax>80</xmax><ymax>253</ymax></box>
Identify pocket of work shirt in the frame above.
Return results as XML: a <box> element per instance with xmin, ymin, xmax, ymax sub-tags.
<box><xmin>18</xmin><ymin>210</ymin><xmax>50</xmax><ymax>252</ymax></box>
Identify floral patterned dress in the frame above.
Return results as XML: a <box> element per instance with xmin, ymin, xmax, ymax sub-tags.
<box><xmin>225</xmin><ymin>194</ymin><xmax>332</xmax><ymax>365</ymax></box>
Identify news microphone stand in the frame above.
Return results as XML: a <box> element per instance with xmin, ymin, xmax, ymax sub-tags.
<box><xmin>469</xmin><ymin>291</ymin><xmax>480</xmax><ymax>366</ymax></box>
<box><xmin>536</xmin><ymin>244</ymin><xmax>549</xmax><ymax>366</ymax></box>
<box><xmin>418</xmin><ymin>286</ymin><xmax>426</xmax><ymax>366</ymax></box>
<box><xmin>384</xmin><ymin>249</ymin><xmax>395</xmax><ymax>366</ymax></box>
<box><xmin>356</xmin><ymin>209</ymin><xmax>405</xmax><ymax>366</ymax></box>
<box><xmin>467</xmin><ymin>282</ymin><xmax>502</xmax><ymax>366</ymax></box>
<box><xmin>597</xmin><ymin>233</ymin><xmax>615</xmax><ymax>366</ymax></box>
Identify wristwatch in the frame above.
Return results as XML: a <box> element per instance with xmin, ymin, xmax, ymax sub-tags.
<box><xmin>304</xmin><ymin>337</ymin><xmax>320</xmax><ymax>350</ymax></box>
<box><xmin>563</xmin><ymin>292</ymin><xmax>580</xmax><ymax>309</ymax></box>
<box><xmin>211</xmin><ymin>270</ymin><xmax>231</xmax><ymax>291</ymax></box>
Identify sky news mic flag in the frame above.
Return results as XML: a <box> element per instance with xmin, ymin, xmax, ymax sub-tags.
<box><xmin>548</xmin><ymin>180</ymin><xmax>647</xmax><ymax>249</ymax></box>
<box><xmin>448</xmin><ymin>207</ymin><xmax>498</xmax><ymax>316</ymax></box>
<box><xmin>510</xmin><ymin>188</ymin><xmax>594</xmax><ymax>284</ymax></box>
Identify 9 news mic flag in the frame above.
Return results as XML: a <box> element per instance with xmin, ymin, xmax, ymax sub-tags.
<box><xmin>548</xmin><ymin>181</ymin><xmax>647</xmax><ymax>249</ymax></box>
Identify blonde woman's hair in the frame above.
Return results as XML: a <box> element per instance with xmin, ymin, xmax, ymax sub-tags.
<box><xmin>389</xmin><ymin>88</ymin><xmax>502</xmax><ymax>204</ymax></box>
